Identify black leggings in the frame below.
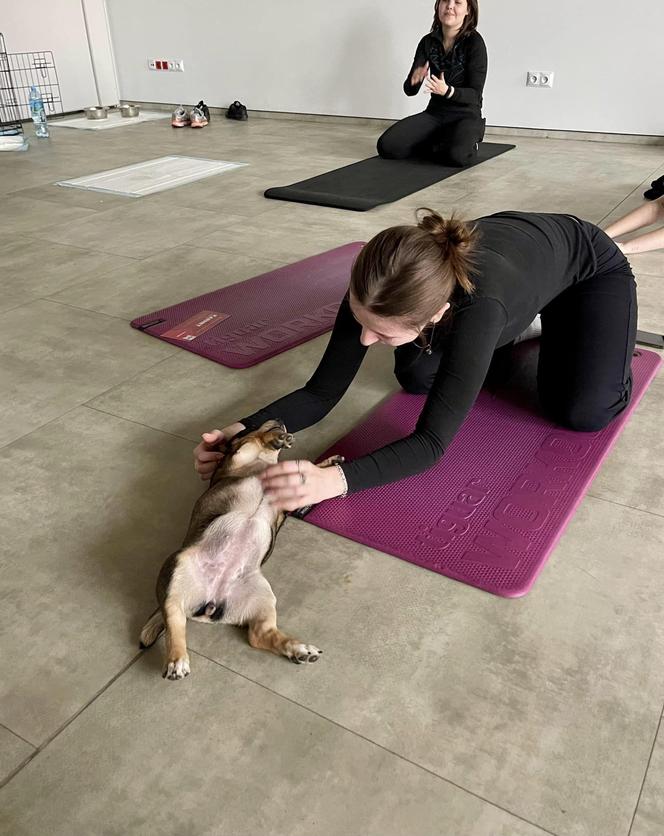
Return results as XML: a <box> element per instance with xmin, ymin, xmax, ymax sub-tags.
<box><xmin>394</xmin><ymin>231</ymin><xmax>637</xmax><ymax>432</ymax></box>
<box><xmin>377</xmin><ymin>110</ymin><xmax>485</xmax><ymax>167</ymax></box>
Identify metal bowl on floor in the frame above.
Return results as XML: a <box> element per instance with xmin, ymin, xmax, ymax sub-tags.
<box><xmin>84</xmin><ymin>106</ymin><xmax>108</xmax><ymax>120</ymax></box>
<box><xmin>120</xmin><ymin>104</ymin><xmax>140</xmax><ymax>118</ymax></box>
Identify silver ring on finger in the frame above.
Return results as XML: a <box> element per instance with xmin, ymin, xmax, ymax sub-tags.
<box><xmin>297</xmin><ymin>460</ymin><xmax>306</xmax><ymax>485</ymax></box>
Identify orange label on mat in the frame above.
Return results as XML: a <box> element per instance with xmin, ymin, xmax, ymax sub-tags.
<box><xmin>161</xmin><ymin>310</ymin><xmax>229</xmax><ymax>341</ymax></box>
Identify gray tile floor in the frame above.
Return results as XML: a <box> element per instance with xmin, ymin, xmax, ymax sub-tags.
<box><xmin>0</xmin><ymin>116</ymin><xmax>662</xmax><ymax>836</ymax></box>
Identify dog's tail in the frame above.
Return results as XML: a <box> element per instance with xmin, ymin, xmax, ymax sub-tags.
<box><xmin>139</xmin><ymin>609</ymin><xmax>165</xmax><ymax>649</ymax></box>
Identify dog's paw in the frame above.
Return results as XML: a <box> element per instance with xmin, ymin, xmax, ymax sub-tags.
<box><xmin>163</xmin><ymin>656</ymin><xmax>191</xmax><ymax>680</ymax></box>
<box><xmin>284</xmin><ymin>642</ymin><xmax>323</xmax><ymax>665</ymax></box>
<box><xmin>269</xmin><ymin>430</ymin><xmax>293</xmax><ymax>450</ymax></box>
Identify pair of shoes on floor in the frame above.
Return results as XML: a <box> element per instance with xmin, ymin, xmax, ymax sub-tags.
<box><xmin>172</xmin><ymin>101</ymin><xmax>210</xmax><ymax>128</ymax></box>
<box><xmin>644</xmin><ymin>175</ymin><xmax>664</xmax><ymax>201</ymax></box>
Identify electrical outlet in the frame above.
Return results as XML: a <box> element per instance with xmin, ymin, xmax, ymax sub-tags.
<box><xmin>147</xmin><ymin>58</ymin><xmax>185</xmax><ymax>72</ymax></box>
<box><xmin>526</xmin><ymin>71</ymin><xmax>540</xmax><ymax>87</ymax></box>
<box><xmin>540</xmin><ymin>71</ymin><xmax>554</xmax><ymax>88</ymax></box>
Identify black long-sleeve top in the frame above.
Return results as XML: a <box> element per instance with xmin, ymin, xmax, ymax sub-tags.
<box><xmin>404</xmin><ymin>29</ymin><xmax>487</xmax><ymax>115</ymax></box>
<box><xmin>242</xmin><ymin>212</ymin><xmax>603</xmax><ymax>495</ymax></box>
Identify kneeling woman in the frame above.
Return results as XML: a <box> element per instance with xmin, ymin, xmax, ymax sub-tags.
<box><xmin>377</xmin><ymin>0</ymin><xmax>487</xmax><ymax>167</ymax></box>
<box><xmin>195</xmin><ymin>211</ymin><xmax>637</xmax><ymax>511</ymax></box>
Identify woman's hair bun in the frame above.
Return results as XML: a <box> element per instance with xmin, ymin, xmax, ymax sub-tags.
<box><xmin>417</xmin><ymin>208</ymin><xmax>473</xmax><ymax>255</ymax></box>
<box><xmin>416</xmin><ymin>208</ymin><xmax>476</xmax><ymax>294</ymax></box>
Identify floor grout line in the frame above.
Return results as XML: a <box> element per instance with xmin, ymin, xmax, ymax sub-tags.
<box><xmin>190</xmin><ymin>648</ymin><xmax>559</xmax><ymax>836</ymax></box>
<box><xmin>0</xmin><ymin>403</ymin><xmax>84</xmax><ymax>453</ymax></box>
<box><xmin>585</xmin><ymin>491</ymin><xmax>664</xmax><ymax>521</ymax></box>
<box><xmin>0</xmin><ymin>353</ymin><xmax>179</xmax><ymax>453</ymax></box>
<box><xmin>38</xmin><ymin>296</ymin><xmax>134</xmax><ymax>322</ymax></box>
<box><xmin>628</xmin><ymin>702</ymin><xmax>664</xmax><ymax>836</ymax></box>
<box><xmin>0</xmin><ymin>653</ymin><xmax>142</xmax><ymax>791</ymax></box>
<box><xmin>82</xmin><ymin>403</ymin><xmax>199</xmax><ymax>445</ymax></box>
<box><xmin>0</xmin><ymin>723</ymin><xmax>36</xmax><ymax>750</ymax></box>
<box><xmin>597</xmin><ymin>162</ymin><xmax>664</xmax><ymax>226</ymax></box>
<box><xmin>77</xmin><ymin>352</ymin><xmax>181</xmax><ymax>408</ymax></box>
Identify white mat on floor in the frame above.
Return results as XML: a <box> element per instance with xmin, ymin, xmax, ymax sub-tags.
<box><xmin>50</xmin><ymin>111</ymin><xmax>170</xmax><ymax>130</ymax></box>
<box><xmin>57</xmin><ymin>156</ymin><xmax>247</xmax><ymax>197</ymax></box>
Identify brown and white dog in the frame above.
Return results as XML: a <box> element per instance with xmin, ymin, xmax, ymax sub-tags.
<box><xmin>139</xmin><ymin>420</ymin><xmax>324</xmax><ymax>680</ymax></box>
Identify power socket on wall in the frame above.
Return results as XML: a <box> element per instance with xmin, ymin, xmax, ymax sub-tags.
<box><xmin>148</xmin><ymin>59</ymin><xmax>185</xmax><ymax>72</ymax></box>
<box><xmin>526</xmin><ymin>71</ymin><xmax>555</xmax><ymax>88</ymax></box>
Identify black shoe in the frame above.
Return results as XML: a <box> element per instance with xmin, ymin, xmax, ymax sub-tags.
<box><xmin>644</xmin><ymin>175</ymin><xmax>664</xmax><ymax>201</ymax></box>
<box><xmin>226</xmin><ymin>100</ymin><xmax>248</xmax><ymax>120</ymax></box>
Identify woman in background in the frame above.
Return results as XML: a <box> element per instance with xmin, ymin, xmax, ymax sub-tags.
<box><xmin>377</xmin><ymin>0</ymin><xmax>487</xmax><ymax>167</ymax></box>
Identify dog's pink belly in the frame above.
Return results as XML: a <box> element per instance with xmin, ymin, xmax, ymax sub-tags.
<box><xmin>189</xmin><ymin>517</ymin><xmax>270</xmax><ymax>616</ymax></box>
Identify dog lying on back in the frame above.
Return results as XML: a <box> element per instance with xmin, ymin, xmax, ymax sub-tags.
<box><xmin>139</xmin><ymin>420</ymin><xmax>322</xmax><ymax>680</ymax></box>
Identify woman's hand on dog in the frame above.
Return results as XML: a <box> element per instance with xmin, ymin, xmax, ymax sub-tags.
<box><xmin>194</xmin><ymin>423</ymin><xmax>246</xmax><ymax>479</ymax></box>
<box><xmin>260</xmin><ymin>459</ymin><xmax>346</xmax><ymax>512</ymax></box>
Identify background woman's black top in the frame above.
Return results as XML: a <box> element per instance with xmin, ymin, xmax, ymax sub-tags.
<box><xmin>403</xmin><ymin>29</ymin><xmax>488</xmax><ymax>115</ymax></box>
<box><xmin>242</xmin><ymin>212</ymin><xmax>610</xmax><ymax>494</ymax></box>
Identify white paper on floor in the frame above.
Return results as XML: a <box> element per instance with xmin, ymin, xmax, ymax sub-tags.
<box><xmin>50</xmin><ymin>111</ymin><xmax>170</xmax><ymax>130</ymax></box>
<box><xmin>57</xmin><ymin>156</ymin><xmax>247</xmax><ymax>197</ymax></box>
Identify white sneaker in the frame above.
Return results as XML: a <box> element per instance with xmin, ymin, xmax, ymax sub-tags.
<box><xmin>514</xmin><ymin>314</ymin><xmax>542</xmax><ymax>344</ymax></box>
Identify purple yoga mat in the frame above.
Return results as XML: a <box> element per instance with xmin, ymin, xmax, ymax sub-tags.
<box><xmin>131</xmin><ymin>243</ymin><xmax>364</xmax><ymax>368</ymax></box>
<box><xmin>303</xmin><ymin>349</ymin><xmax>662</xmax><ymax>597</ymax></box>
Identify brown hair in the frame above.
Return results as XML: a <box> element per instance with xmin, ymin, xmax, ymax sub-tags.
<box><xmin>350</xmin><ymin>209</ymin><xmax>477</xmax><ymax>329</ymax></box>
<box><xmin>431</xmin><ymin>0</ymin><xmax>479</xmax><ymax>41</ymax></box>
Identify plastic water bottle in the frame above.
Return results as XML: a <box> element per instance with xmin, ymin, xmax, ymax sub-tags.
<box><xmin>29</xmin><ymin>86</ymin><xmax>49</xmax><ymax>138</ymax></box>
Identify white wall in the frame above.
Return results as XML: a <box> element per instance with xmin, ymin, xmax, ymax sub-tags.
<box><xmin>1</xmin><ymin>0</ymin><xmax>98</xmax><ymax>112</ymax></box>
<box><xmin>106</xmin><ymin>0</ymin><xmax>664</xmax><ymax>136</ymax></box>
<box><xmin>481</xmin><ymin>2</ymin><xmax>664</xmax><ymax>135</ymax></box>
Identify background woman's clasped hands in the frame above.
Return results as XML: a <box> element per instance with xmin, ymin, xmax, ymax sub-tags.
<box><xmin>410</xmin><ymin>61</ymin><xmax>450</xmax><ymax>96</ymax></box>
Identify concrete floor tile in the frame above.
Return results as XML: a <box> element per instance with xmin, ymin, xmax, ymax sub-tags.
<box><xmin>47</xmin><ymin>246</ymin><xmax>282</xmax><ymax>320</ymax></box>
<box><xmin>0</xmin><ymin>653</ymin><xmax>550</xmax><ymax>836</ymax></box>
<box><xmin>0</xmin><ymin>299</ymin><xmax>174</xmax><ymax>447</ymax></box>
<box><xmin>0</xmin><ymin>236</ymin><xmax>134</xmax><ymax>314</ymax></box>
<box><xmin>635</xmin><ymin>274</ymin><xmax>664</xmax><ymax>332</ymax></box>
<box><xmin>631</xmin><ymin>715</ymin><xmax>664</xmax><ymax>836</ymax></box>
<box><xmin>0</xmin><ymin>195</ymin><xmax>97</xmax><ymax>235</ymax></box>
<box><xmin>590</xmin><ymin>364</ymin><xmax>664</xmax><ymax>515</ymax></box>
<box><xmin>0</xmin><ymin>407</ymin><xmax>202</xmax><ymax>744</ymax></box>
<box><xmin>0</xmin><ymin>727</ymin><xmax>34</xmax><ymax>786</ymax></box>
<box><xmin>28</xmin><ymin>201</ymin><xmax>242</xmax><ymax>259</ymax></box>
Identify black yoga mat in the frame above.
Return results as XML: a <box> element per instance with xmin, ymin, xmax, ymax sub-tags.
<box><xmin>264</xmin><ymin>143</ymin><xmax>515</xmax><ymax>211</ymax></box>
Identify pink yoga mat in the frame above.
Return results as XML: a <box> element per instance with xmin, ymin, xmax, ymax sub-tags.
<box><xmin>131</xmin><ymin>243</ymin><xmax>364</xmax><ymax>368</ymax></box>
<box><xmin>303</xmin><ymin>349</ymin><xmax>662</xmax><ymax>597</ymax></box>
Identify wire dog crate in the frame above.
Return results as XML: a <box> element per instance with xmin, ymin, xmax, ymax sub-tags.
<box><xmin>0</xmin><ymin>32</ymin><xmax>62</xmax><ymax>136</ymax></box>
